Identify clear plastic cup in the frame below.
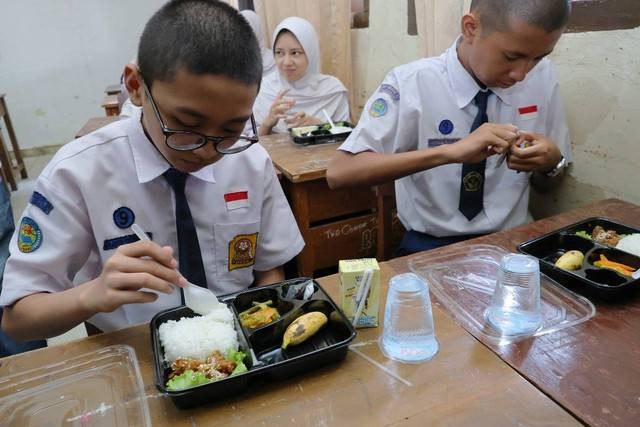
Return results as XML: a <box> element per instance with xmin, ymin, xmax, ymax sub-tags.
<box><xmin>379</xmin><ymin>273</ymin><xmax>439</xmax><ymax>363</ymax></box>
<box><xmin>485</xmin><ymin>253</ymin><xmax>542</xmax><ymax>336</ymax></box>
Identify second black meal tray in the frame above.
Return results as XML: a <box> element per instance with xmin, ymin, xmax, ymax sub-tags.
<box><xmin>150</xmin><ymin>278</ymin><xmax>357</xmax><ymax>409</ymax></box>
<box><xmin>289</xmin><ymin>121</ymin><xmax>354</xmax><ymax>145</ymax></box>
<box><xmin>518</xmin><ymin>217</ymin><xmax>640</xmax><ymax>300</ymax></box>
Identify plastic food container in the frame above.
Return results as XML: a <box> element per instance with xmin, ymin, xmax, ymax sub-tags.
<box><xmin>150</xmin><ymin>278</ymin><xmax>357</xmax><ymax>409</ymax></box>
<box><xmin>409</xmin><ymin>244</ymin><xmax>596</xmax><ymax>345</ymax></box>
<box><xmin>518</xmin><ymin>217</ymin><xmax>640</xmax><ymax>299</ymax></box>
<box><xmin>0</xmin><ymin>345</ymin><xmax>151</xmax><ymax>427</ymax></box>
<box><xmin>289</xmin><ymin>121</ymin><xmax>354</xmax><ymax>145</ymax></box>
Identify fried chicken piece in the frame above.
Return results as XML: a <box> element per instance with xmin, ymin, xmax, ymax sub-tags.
<box><xmin>170</xmin><ymin>357</ymin><xmax>205</xmax><ymax>378</ymax></box>
<box><xmin>206</xmin><ymin>350</ymin><xmax>237</xmax><ymax>375</ymax></box>
<box><xmin>591</xmin><ymin>226</ymin><xmax>622</xmax><ymax>246</ymax></box>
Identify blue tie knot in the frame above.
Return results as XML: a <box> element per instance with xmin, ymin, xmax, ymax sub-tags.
<box><xmin>163</xmin><ymin>168</ymin><xmax>188</xmax><ymax>191</ymax></box>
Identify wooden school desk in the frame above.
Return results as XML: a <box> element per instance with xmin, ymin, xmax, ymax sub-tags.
<box><xmin>75</xmin><ymin>116</ymin><xmax>122</xmax><ymax>139</ymax></box>
<box><xmin>387</xmin><ymin>198</ymin><xmax>640</xmax><ymax>427</ymax></box>
<box><xmin>259</xmin><ymin>134</ymin><xmax>379</xmax><ymax>277</ymax></box>
<box><xmin>104</xmin><ymin>83</ymin><xmax>122</xmax><ymax>96</ymax></box>
<box><xmin>101</xmin><ymin>94</ymin><xmax>120</xmax><ymax>116</ymax></box>
<box><xmin>0</xmin><ymin>262</ymin><xmax>579</xmax><ymax>426</ymax></box>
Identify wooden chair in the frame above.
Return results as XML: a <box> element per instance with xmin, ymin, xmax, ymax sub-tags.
<box><xmin>101</xmin><ymin>94</ymin><xmax>120</xmax><ymax>116</ymax></box>
<box><xmin>0</xmin><ymin>95</ymin><xmax>28</xmax><ymax>191</ymax></box>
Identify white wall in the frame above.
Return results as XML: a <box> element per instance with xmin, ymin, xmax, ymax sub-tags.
<box><xmin>0</xmin><ymin>0</ymin><xmax>164</xmax><ymax>149</ymax></box>
<box><xmin>530</xmin><ymin>27</ymin><xmax>640</xmax><ymax>216</ymax></box>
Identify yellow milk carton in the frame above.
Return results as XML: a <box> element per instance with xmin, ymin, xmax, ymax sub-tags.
<box><xmin>339</xmin><ymin>258</ymin><xmax>380</xmax><ymax>328</ymax></box>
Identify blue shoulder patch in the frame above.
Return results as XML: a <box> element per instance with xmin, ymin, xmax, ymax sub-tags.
<box><xmin>379</xmin><ymin>84</ymin><xmax>400</xmax><ymax>102</ymax></box>
<box><xmin>103</xmin><ymin>232</ymin><xmax>152</xmax><ymax>251</ymax></box>
<box><xmin>113</xmin><ymin>207</ymin><xmax>135</xmax><ymax>229</ymax></box>
<box><xmin>30</xmin><ymin>191</ymin><xmax>54</xmax><ymax>215</ymax></box>
<box><xmin>18</xmin><ymin>217</ymin><xmax>43</xmax><ymax>253</ymax></box>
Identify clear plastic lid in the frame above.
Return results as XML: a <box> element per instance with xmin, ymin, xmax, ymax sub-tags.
<box><xmin>409</xmin><ymin>244</ymin><xmax>596</xmax><ymax>345</ymax></box>
<box><xmin>0</xmin><ymin>345</ymin><xmax>151</xmax><ymax>427</ymax></box>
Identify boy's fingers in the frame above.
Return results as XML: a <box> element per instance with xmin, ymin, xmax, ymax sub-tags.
<box><xmin>118</xmin><ymin>241</ymin><xmax>176</xmax><ymax>267</ymax></box>
<box><xmin>118</xmin><ymin>257</ymin><xmax>181</xmax><ymax>285</ymax></box>
<box><xmin>114</xmin><ymin>290</ymin><xmax>160</xmax><ymax>307</ymax></box>
<box><xmin>111</xmin><ymin>270</ymin><xmax>176</xmax><ymax>294</ymax></box>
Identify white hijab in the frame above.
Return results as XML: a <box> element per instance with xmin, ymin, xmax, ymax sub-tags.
<box><xmin>253</xmin><ymin>16</ymin><xmax>349</xmax><ymax>134</ymax></box>
<box><xmin>240</xmin><ymin>10</ymin><xmax>276</xmax><ymax>77</ymax></box>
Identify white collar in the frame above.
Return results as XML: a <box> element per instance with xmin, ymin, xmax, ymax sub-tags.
<box><xmin>126</xmin><ymin>108</ymin><xmax>216</xmax><ymax>184</ymax></box>
<box><xmin>445</xmin><ymin>37</ymin><xmax>514</xmax><ymax>109</ymax></box>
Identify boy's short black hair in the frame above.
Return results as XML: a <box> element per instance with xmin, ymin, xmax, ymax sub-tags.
<box><xmin>138</xmin><ymin>0</ymin><xmax>262</xmax><ymax>87</ymax></box>
<box><xmin>470</xmin><ymin>0</ymin><xmax>571</xmax><ymax>34</ymax></box>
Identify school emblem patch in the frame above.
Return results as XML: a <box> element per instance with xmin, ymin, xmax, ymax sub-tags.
<box><xmin>369</xmin><ymin>98</ymin><xmax>388</xmax><ymax>118</ymax></box>
<box><xmin>438</xmin><ymin>119</ymin><xmax>454</xmax><ymax>135</ymax></box>
<box><xmin>18</xmin><ymin>217</ymin><xmax>43</xmax><ymax>253</ymax></box>
<box><xmin>463</xmin><ymin>171</ymin><xmax>483</xmax><ymax>192</ymax></box>
<box><xmin>228</xmin><ymin>233</ymin><xmax>258</xmax><ymax>271</ymax></box>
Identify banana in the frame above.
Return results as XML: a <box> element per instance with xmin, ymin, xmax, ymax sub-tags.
<box><xmin>555</xmin><ymin>250</ymin><xmax>584</xmax><ymax>271</ymax></box>
<box><xmin>281</xmin><ymin>311</ymin><xmax>328</xmax><ymax>349</ymax></box>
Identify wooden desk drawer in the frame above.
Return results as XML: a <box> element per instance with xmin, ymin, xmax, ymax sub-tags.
<box><xmin>307</xmin><ymin>213</ymin><xmax>377</xmax><ymax>270</ymax></box>
<box><xmin>302</xmin><ymin>180</ymin><xmax>376</xmax><ymax>223</ymax></box>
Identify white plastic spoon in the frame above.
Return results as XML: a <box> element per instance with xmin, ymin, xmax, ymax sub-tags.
<box><xmin>130</xmin><ymin>223</ymin><xmax>220</xmax><ymax>315</ymax></box>
<box><xmin>322</xmin><ymin>109</ymin><xmax>351</xmax><ymax>135</ymax></box>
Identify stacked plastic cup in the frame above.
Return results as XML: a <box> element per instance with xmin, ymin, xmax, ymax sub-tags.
<box><xmin>379</xmin><ymin>273</ymin><xmax>439</xmax><ymax>363</ymax></box>
<box><xmin>485</xmin><ymin>253</ymin><xmax>542</xmax><ymax>336</ymax></box>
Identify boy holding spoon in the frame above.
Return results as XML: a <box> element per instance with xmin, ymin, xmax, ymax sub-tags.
<box><xmin>0</xmin><ymin>0</ymin><xmax>304</xmax><ymax>341</ymax></box>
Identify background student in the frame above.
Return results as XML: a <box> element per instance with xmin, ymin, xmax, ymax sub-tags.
<box><xmin>253</xmin><ymin>16</ymin><xmax>350</xmax><ymax>135</ymax></box>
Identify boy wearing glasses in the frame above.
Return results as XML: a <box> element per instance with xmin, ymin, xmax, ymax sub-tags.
<box><xmin>0</xmin><ymin>0</ymin><xmax>304</xmax><ymax>341</ymax></box>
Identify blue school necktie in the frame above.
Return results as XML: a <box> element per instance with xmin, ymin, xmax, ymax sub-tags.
<box><xmin>163</xmin><ymin>168</ymin><xmax>208</xmax><ymax>289</ymax></box>
<box><xmin>459</xmin><ymin>89</ymin><xmax>491</xmax><ymax>221</ymax></box>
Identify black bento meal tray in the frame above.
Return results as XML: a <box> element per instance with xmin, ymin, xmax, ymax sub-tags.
<box><xmin>150</xmin><ymin>278</ymin><xmax>356</xmax><ymax>409</ymax></box>
<box><xmin>289</xmin><ymin>121</ymin><xmax>354</xmax><ymax>145</ymax></box>
<box><xmin>518</xmin><ymin>217</ymin><xmax>640</xmax><ymax>300</ymax></box>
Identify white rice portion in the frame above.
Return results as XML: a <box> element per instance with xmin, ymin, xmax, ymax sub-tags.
<box><xmin>616</xmin><ymin>234</ymin><xmax>640</xmax><ymax>258</ymax></box>
<box><xmin>159</xmin><ymin>304</ymin><xmax>239</xmax><ymax>363</ymax></box>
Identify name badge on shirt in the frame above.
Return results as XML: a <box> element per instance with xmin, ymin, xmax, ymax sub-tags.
<box><xmin>518</xmin><ymin>105</ymin><xmax>538</xmax><ymax>121</ymax></box>
<box><xmin>224</xmin><ymin>191</ymin><xmax>249</xmax><ymax>211</ymax></box>
<box><xmin>428</xmin><ymin>138</ymin><xmax>460</xmax><ymax>148</ymax></box>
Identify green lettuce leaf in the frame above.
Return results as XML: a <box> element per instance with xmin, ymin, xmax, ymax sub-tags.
<box><xmin>166</xmin><ymin>370</ymin><xmax>211</xmax><ymax>391</ymax></box>
<box><xmin>575</xmin><ymin>230</ymin><xmax>591</xmax><ymax>239</ymax></box>
<box><xmin>227</xmin><ymin>349</ymin><xmax>248</xmax><ymax>376</ymax></box>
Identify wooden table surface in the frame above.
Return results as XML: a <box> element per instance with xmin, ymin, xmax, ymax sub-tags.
<box><xmin>259</xmin><ymin>133</ymin><xmax>342</xmax><ymax>183</ymax></box>
<box><xmin>75</xmin><ymin>116</ymin><xmax>121</xmax><ymax>138</ymax></box>
<box><xmin>388</xmin><ymin>198</ymin><xmax>640</xmax><ymax>427</ymax></box>
<box><xmin>0</xmin><ymin>265</ymin><xmax>578</xmax><ymax>426</ymax></box>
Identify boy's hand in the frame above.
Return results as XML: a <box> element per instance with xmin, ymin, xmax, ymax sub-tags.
<box><xmin>446</xmin><ymin>123</ymin><xmax>519</xmax><ymax>164</ymax></box>
<box><xmin>264</xmin><ymin>89</ymin><xmax>294</xmax><ymax>128</ymax></box>
<box><xmin>80</xmin><ymin>241</ymin><xmax>186</xmax><ymax>313</ymax></box>
<box><xmin>507</xmin><ymin>131</ymin><xmax>562</xmax><ymax>172</ymax></box>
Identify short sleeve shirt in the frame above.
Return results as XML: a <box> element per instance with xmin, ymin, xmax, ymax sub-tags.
<box><xmin>339</xmin><ymin>40</ymin><xmax>572</xmax><ymax>237</ymax></box>
<box><xmin>0</xmin><ymin>108</ymin><xmax>304</xmax><ymax>331</ymax></box>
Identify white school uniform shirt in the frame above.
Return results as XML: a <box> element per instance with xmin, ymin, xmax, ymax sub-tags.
<box><xmin>339</xmin><ymin>40</ymin><xmax>572</xmax><ymax>237</ymax></box>
<box><xmin>0</xmin><ymin>108</ymin><xmax>304</xmax><ymax>331</ymax></box>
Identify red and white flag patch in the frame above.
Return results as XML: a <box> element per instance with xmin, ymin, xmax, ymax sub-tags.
<box><xmin>224</xmin><ymin>191</ymin><xmax>249</xmax><ymax>210</ymax></box>
<box><xmin>518</xmin><ymin>105</ymin><xmax>538</xmax><ymax>121</ymax></box>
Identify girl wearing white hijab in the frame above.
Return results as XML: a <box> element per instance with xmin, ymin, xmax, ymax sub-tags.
<box><xmin>240</xmin><ymin>10</ymin><xmax>276</xmax><ymax>77</ymax></box>
<box><xmin>253</xmin><ymin>16</ymin><xmax>350</xmax><ymax>135</ymax></box>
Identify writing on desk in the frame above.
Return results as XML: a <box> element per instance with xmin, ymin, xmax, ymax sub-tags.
<box><xmin>323</xmin><ymin>217</ymin><xmax>377</xmax><ymax>252</ymax></box>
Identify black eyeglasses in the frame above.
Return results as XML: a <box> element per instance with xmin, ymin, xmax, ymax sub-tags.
<box><xmin>142</xmin><ymin>80</ymin><xmax>259</xmax><ymax>154</ymax></box>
